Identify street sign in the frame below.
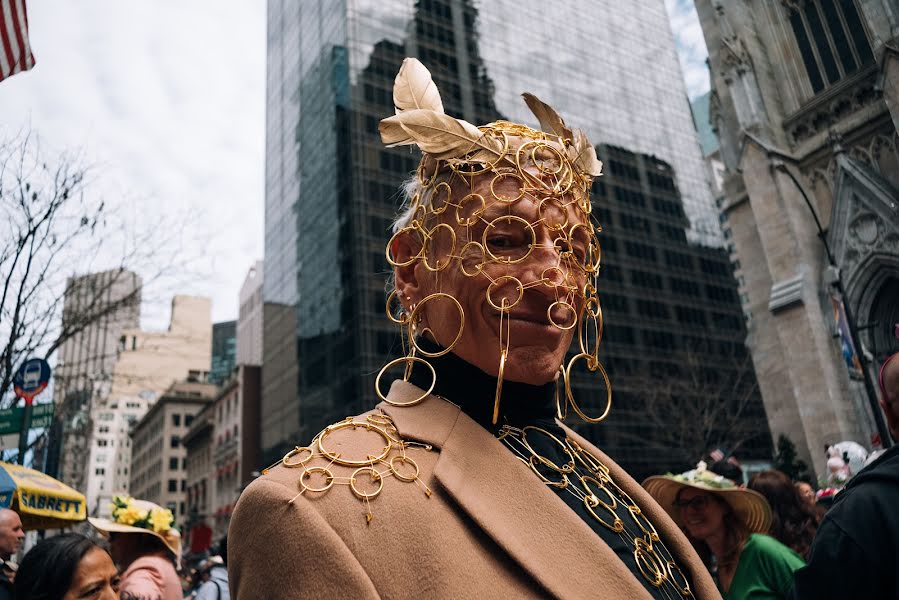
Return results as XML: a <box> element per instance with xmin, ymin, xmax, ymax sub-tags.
<box><xmin>12</xmin><ymin>358</ymin><xmax>51</xmax><ymax>405</ymax></box>
<box><xmin>0</xmin><ymin>404</ymin><xmax>54</xmax><ymax>435</ymax></box>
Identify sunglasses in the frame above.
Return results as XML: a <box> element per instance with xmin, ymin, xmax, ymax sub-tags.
<box><xmin>673</xmin><ymin>495</ymin><xmax>714</xmax><ymax>511</ymax></box>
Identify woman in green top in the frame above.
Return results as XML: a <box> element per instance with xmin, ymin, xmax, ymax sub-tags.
<box><xmin>644</xmin><ymin>463</ymin><xmax>806</xmax><ymax>599</ymax></box>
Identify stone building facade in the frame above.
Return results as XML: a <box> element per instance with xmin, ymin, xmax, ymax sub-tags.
<box><xmin>84</xmin><ymin>296</ymin><xmax>212</xmax><ymax>515</ymax></box>
<box><xmin>129</xmin><ymin>381</ymin><xmax>216</xmax><ymax>524</ymax></box>
<box><xmin>695</xmin><ymin>0</ymin><xmax>899</xmax><ymax>475</ymax></box>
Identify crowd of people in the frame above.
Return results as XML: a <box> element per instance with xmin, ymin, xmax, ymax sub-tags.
<box><xmin>0</xmin><ymin>496</ymin><xmax>229</xmax><ymax>600</ymax></box>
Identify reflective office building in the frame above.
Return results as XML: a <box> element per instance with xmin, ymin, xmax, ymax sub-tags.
<box><xmin>263</xmin><ymin>0</ymin><xmax>768</xmax><ymax>475</ymax></box>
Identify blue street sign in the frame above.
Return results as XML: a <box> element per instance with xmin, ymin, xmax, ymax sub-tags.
<box><xmin>12</xmin><ymin>358</ymin><xmax>51</xmax><ymax>404</ymax></box>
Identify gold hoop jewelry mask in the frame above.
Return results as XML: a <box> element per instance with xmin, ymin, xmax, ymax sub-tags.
<box><xmin>377</xmin><ymin>58</ymin><xmax>609</xmax><ymax>424</ymax></box>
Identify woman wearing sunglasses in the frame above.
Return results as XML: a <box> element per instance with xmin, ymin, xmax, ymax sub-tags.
<box><xmin>644</xmin><ymin>463</ymin><xmax>805</xmax><ymax>600</ymax></box>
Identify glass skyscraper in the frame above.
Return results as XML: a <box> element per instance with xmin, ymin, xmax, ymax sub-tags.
<box><xmin>262</xmin><ymin>0</ymin><xmax>766</xmax><ymax>476</ymax></box>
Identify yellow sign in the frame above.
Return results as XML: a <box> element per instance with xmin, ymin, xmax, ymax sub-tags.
<box><xmin>0</xmin><ymin>462</ymin><xmax>86</xmax><ymax>526</ymax></box>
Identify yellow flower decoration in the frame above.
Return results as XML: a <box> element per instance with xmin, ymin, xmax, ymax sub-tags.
<box><xmin>149</xmin><ymin>508</ymin><xmax>174</xmax><ymax>533</ymax></box>
<box><xmin>117</xmin><ymin>506</ymin><xmax>148</xmax><ymax>526</ymax></box>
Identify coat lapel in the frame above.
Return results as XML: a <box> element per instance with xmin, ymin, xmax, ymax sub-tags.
<box><xmin>380</xmin><ymin>381</ymin><xmax>655</xmax><ymax>600</ymax></box>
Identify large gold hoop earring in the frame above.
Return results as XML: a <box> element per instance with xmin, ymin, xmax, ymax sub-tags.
<box><xmin>375</xmin><ymin>355</ymin><xmax>436</xmax><ymax>407</ymax></box>
<box><xmin>409</xmin><ymin>293</ymin><xmax>465</xmax><ymax>357</ymax></box>
<box><xmin>561</xmin><ymin>352</ymin><xmax>612</xmax><ymax>423</ymax></box>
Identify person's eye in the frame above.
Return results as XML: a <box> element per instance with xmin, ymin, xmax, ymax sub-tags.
<box><xmin>486</xmin><ymin>236</ymin><xmax>514</xmax><ymax>249</ymax></box>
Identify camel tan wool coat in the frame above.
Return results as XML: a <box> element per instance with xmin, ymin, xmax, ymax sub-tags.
<box><xmin>228</xmin><ymin>380</ymin><xmax>721</xmax><ymax>600</ymax></box>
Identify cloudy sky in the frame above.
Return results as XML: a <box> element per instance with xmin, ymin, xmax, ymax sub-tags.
<box><xmin>0</xmin><ymin>1</ymin><xmax>709</xmax><ymax>329</ymax></box>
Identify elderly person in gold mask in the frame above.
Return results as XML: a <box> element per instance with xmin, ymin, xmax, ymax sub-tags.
<box><xmin>229</xmin><ymin>58</ymin><xmax>719</xmax><ymax>599</ymax></box>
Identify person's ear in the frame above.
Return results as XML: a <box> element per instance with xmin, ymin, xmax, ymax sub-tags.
<box><xmin>392</xmin><ymin>230</ymin><xmax>424</xmax><ymax>310</ymax></box>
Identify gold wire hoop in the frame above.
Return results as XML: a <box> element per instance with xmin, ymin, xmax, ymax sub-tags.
<box><xmin>580</xmin><ymin>474</ymin><xmax>620</xmax><ymax>512</ymax></box>
<box><xmin>459</xmin><ymin>241</ymin><xmax>486</xmax><ymax>276</ymax></box>
<box><xmin>282</xmin><ymin>446</ymin><xmax>314</xmax><ymax>468</ymax></box>
<box><xmin>317</xmin><ymin>421</ymin><xmax>392</xmax><ymax>467</ymax></box>
<box><xmin>634</xmin><ymin>538</ymin><xmax>667</xmax><ymax>588</ymax></box>
<box><xmin>564</xmin><ymin>353</ymin><xmax>612</xmax><ymax>423</ymax></box>
<box><xmin>547</xmin><ymin>301</ymin><xmax>577</xmax><ymax>330</ymax></box>
<box><xmin>666</xmin><ymin>561</ymin><xmax>692</xmax><ymax>597</ymax></box>
<box><xmin>422</xmin><ymin>223</ymin><xmax>457</xmax><ymax>272</ymax></box>
<box><xmin>389</xmin><ymin>456</ymin><xmax>420</xmax><ymax>482</ymax></box>
<box><xmin>350</xmin><ymin>467</ymin><xmax>384</xmax><ymax>500</ymax></box>
<box><xmin>527</xmin><ymin>141</ymin><xmax>565</xmax><ymax>176</ymax></box>
<box><xmin>540</xmin><ymin>266</ymin><xmax>566</xmax><ymax>289</ymax></box>
<box><xmin>456</xmin><ymin>193</ymin><xmax>486</xmax><ymax>226</ymax></box>
<box><xmin>489</xmin><ymin>172</ymin><xmax>525</xmax><ymax>203</ymax></box>
<box><xmin>492</xmin><ymin>349</ymin><xmax>507</xmax><ymax>425</ymax></box>
<box><xmin>520</xmin><ymin>426</ymin><xmax>575</xmax><ymax>474</ymax></box>
<box><xmin>578</xmin><ymin>311</ymin><xmax>601</xmax><ymax>362</ymax></box>
<box><xmin>384</xmin><ymin>289</ymin><xmax>409</xmax><ymax>325</ymax></box>
<box><xmin>299</xmin><ymin>467</ymin><xmax>335</xmax><ymax>494</ymax></box>
<box><xmin>555</xmin><ymin>367</ymin><xmax>567</xmax><ymax>420</ymax></box>
<box><xmin>375</xmin><ymin>355</ymin><xmax>436</xmax><ymax>406</ymax></box>
<box><xmin>429</xmin><ymin>181</ymin><xmax>453</xmax><ymax>215</ymax></box>
<box><xmin>528</xmin><ymin>455</ymin><xmax>570</xmax><ymax>488</ymax></box>
<box><xmin>408</xmin><ymin>293</ymin><xmax>464</xmax><ymax>357</ymax></box>
<box><xmin>567</xmin><ymin>222</ymin><xmax>595</xmax><ymax>271</ymax></box>
<box><xmin>486</xmin><ymin>276</ymin><xmax>524</xmax><ymax>311</ymax></box>
<box><xmin>385</xmin><ymin>227</ymin><xmax>422</xmax><ymax>267</ymax></box>
<box><xmin>538</xmin><ymin>197</ymin><xmax>570</xmax><ymax>232</ymax></box>
<box><xmin>481</xmin><ymin>215</ymin><xmax>536</xmax><ymax>264</ymax></box>
<box><xmin>417</xmin><ymin>161</ymin><xmax>437</xmax><ymax>187</ymax></box>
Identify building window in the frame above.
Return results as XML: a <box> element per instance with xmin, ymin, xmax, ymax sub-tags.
<box><xmin>787</xmin><ymin>0</ymin><xmax>873</xmax><ymax>94</ymax></box>
<box><xmin>97</xmin><ymin>439</ymin><xmax>108</xmax><ymax>447</ymax></box>
<box><xmin>170</xmin><ymin>436</ymin><xmax>180</xmax><ymax>449</ymax></box>
<box><xmin>185</xmin><ymin>415</ymin><xmax>194</xmax><ymax>427</ymax></box>
<box><xmin>95</xmin><ymin>468</ymin><xmax>105</xmax><ymax>476</ymax></box>
<box><xmin>169</xmin><ymin>458</ymin><xmax>179</xmax><ymax>470</ymax></box>
<box><xmin>172</xmin><ymin>414</ymin><xmax>181</xmax><ymax>427</ymax></box>
<box><xmin>168</xmin><ymin>479</ymin><xmax>178</xmax><ymax>492</ymax></box>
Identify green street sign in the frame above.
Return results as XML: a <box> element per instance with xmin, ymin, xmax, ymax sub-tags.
<box><xmin>0</xmin><ymin>404</ymin><xmax>54</xmax><ymax>435</ymax></box>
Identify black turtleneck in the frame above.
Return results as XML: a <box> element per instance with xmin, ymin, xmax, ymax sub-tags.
<box><xmin>406</xmin><ymin>339</ymin><xmax>686</xmax><ymax>600</ymax></box>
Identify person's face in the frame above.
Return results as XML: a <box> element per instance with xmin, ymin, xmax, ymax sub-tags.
<box><xmin>795</xmin><ymin>482</ymin><xmax>815</xmax><ymax>507</ymax></box>
<box><xmin>397</xmin><ymin>169</ymin><xmax>591</xmax><ymax>385</ymax></box>
<box><xmin>62</xmin><ymin>547</ymin><xmax>119</xmax><ymax>600</ymax></box>
<box><xmin>0</xmin><ymin>511</ymin><xmax>24</xmax><ymax>556</ymax></box>
<box><xmin>675</xmin><ymin>488</ymin><xmax>728</xmax><ymax>542</ymax></box>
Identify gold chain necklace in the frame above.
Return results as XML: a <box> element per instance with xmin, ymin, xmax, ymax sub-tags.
<box><xmin>498</xmin><ymin>425</ymin><xmax>694</xmax><ymax>598</ymax></box>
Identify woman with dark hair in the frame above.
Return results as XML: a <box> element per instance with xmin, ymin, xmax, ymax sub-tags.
<box><xmin>748</xmin><ymin>470</ymin><xmax>818</xmax><ymax>560</ymax></box>
<box><xmin>14</xmin><ymin>533</ymin><xmax>119</xmax><ymax>600</ymax></box>
<box><xmin>645</xmin><ymin>463</ymin><xmax>806</xmax><ymax>599</ymax></box>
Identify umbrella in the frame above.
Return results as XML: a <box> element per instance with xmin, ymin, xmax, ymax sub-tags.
<box><xmin>0</xmin><ymin>462</ymin><xmax>86</xmax><ymax>529</ymax></box>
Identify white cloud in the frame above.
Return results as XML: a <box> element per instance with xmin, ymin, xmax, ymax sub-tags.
<box><xmin>0</xmin><ymin>0</ymin><xmax>265</xmax><ymax>327</ymax></box>
<box><xmin>664</xmin><ymin>0</ymin><xmax>711</xmax><ymax>100</ymax></box>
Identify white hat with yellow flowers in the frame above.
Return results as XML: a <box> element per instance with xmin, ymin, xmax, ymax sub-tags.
<box><xmin>89</xmin><ymin>495</ymin><xmax>181</xmax><ymax>558</ymax></box>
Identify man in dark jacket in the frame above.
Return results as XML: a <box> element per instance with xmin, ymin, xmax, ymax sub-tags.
<box><xmin>792</xmin><ymin>352</ymin><xmax>899</xmax><ymax>599</ymax></box>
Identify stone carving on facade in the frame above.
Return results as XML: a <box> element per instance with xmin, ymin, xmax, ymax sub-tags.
<box><xmin>826</xmin><ymin>147</ymin><xmax>899</xmax><ymax>306</ymax></box>
<box><xmin>784</xmin><ymin>67</ymin><xmax>881</xmax><ymax>144</ymax></box>
<box><xmin>712</xmin><ymin>1</ymin><xmax>767</xmax><ymax>128</ymax></box>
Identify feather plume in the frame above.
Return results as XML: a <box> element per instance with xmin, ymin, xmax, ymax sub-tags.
<box><xmin>522</xmin><ymin>92</ymin><xmax>573</xmax><ymax>141</ymax></box>
<box><xmin>380</xmin><ymin>109</ymin><xmax>509</xmax><ymax>162</ymax></box>
<box><xmin>570</xmin><ymin>130</ymin><xmax>603</xmax><ymax>177</ymax></box>
<box><xmin>393</xmin><ymin>58</ymin><xmax>444</xmax><ymax>115</ymax></box>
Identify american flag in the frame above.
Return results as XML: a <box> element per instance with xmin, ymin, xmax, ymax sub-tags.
<box><xmin>0</xmin><ymin>0</ymin><xmax>35</xmax><ymax>83</ymax></box>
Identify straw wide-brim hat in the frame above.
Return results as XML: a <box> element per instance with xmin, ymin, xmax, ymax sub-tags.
<box><xmin>643</xmin><ymin>468</ymin><xmax>772</xmax><ymax>534</ymax></box>
<box><xmin>89</xmin><ymin>499</ymin><xmax>182</xmax><ymax>559</ymax></box>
